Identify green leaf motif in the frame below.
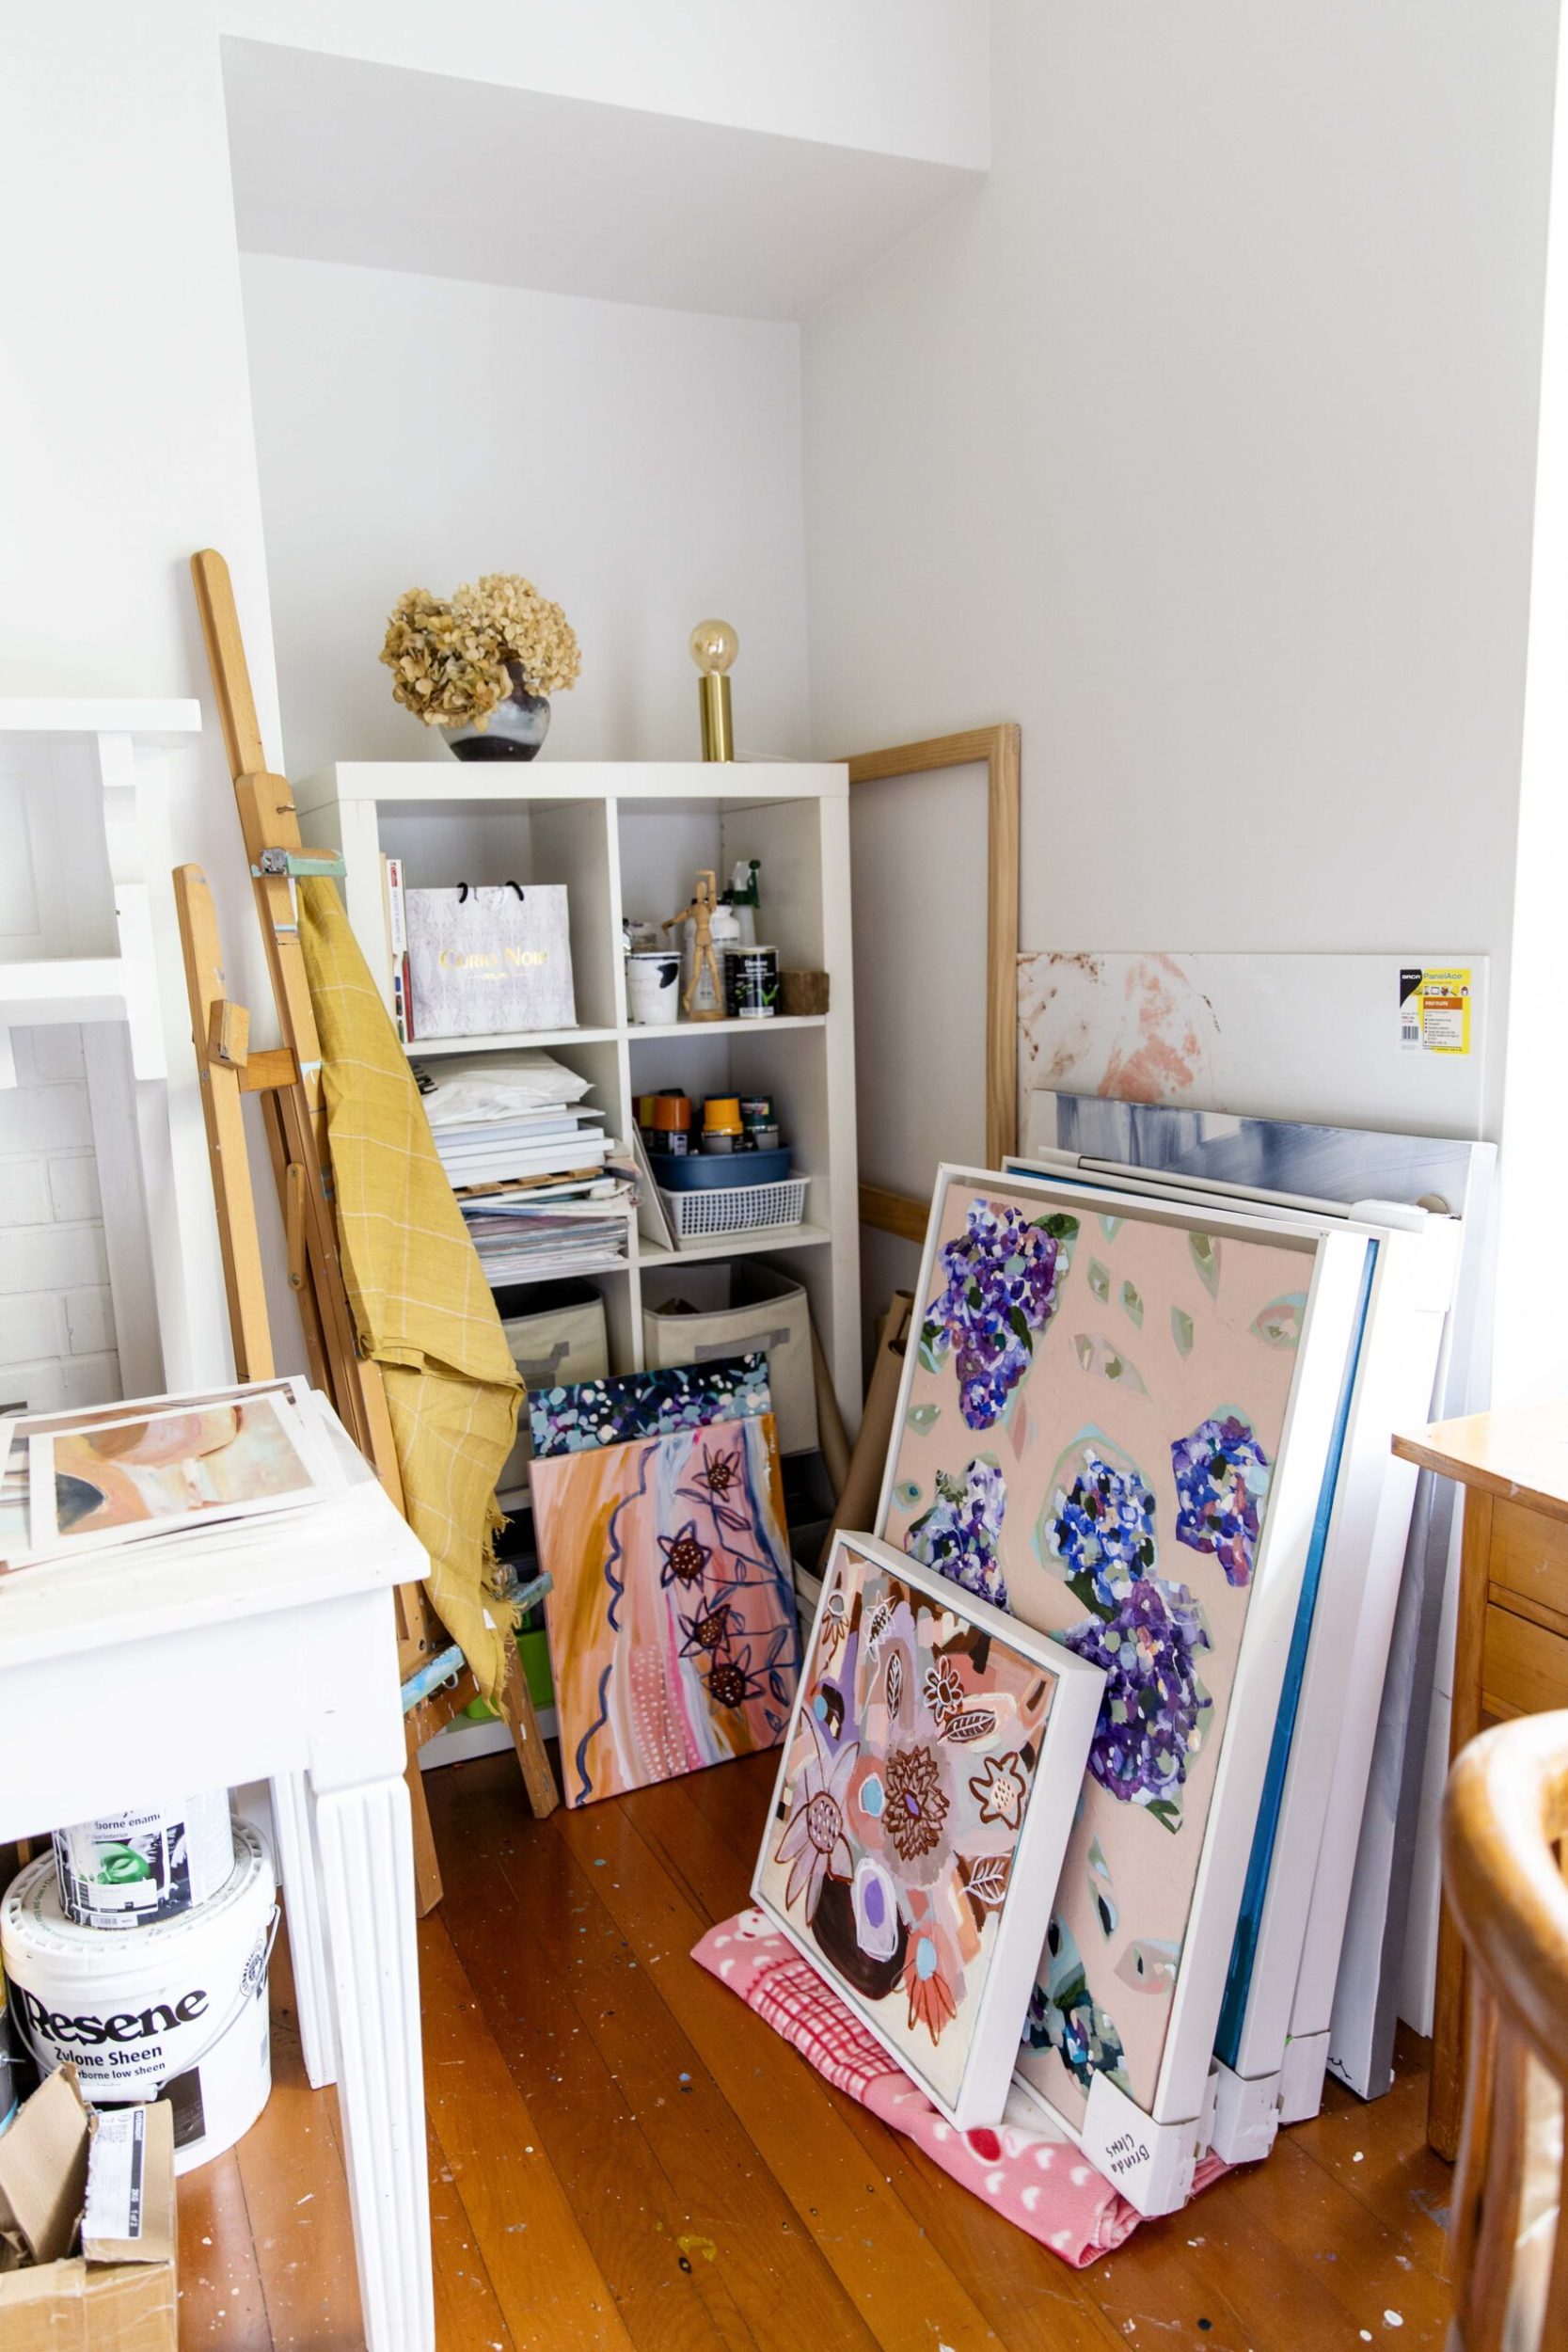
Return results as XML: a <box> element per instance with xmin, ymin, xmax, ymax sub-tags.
<box><xmin>1171</xmin><ymin>1307</ymin><xmax>1195</xmax><ymax>1357</ymax></box>
<box><xmin>1087</xmin><ymin>1259</ymin><xmax>1111</xmax><ymax>1303</ymax></box>
<box><xmin>1098</xmin><ymin>1215</ymin><xmax>1123</xmax><ymax>1243</ymax></box>
<box><xmin>1120</xmin><ymin>1279</ymin><xmax>1144</xmax><ymax>1328</ymax></box>
<box><xmin>1190</xmin><ymin>1232</ymin><xmax>1221</xmax><ymax>1297</ymax></box>
<box><xmin>905</xmin><ymin>1402</ymin><xmax>941</xmax><ymax>1435</ymax></box>
<box><xmin>1252</xmin><ymin>1293</ymin><xmax>1306</xmax><ymax>1349</ymax></box>
<box><xmin>1071</xmin><ymin>1334</ymin><xmax>1148</xmax><ymax>1394</ymax></box>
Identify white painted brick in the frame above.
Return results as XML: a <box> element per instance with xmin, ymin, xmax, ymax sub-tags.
<box><xmin>64</xmin><ymin>1285</ymin><xmax>117</xmax><ymax>1356</ymax></box>
<box><xmin>0</xmin><ymin>1293</ymin><xmax>64</xmax><ymax>1368</ymax></box>
<box><xmin>0</xmin><ymin>1223</ymin><xmax>108</xmax><ymax>1295</ymax></box>
<box><xmin>60</xmin><ymin>1352</ymin><xmax>121</xmax><ymax>1407</ymax></box>
<box><xmin>0</xmin><ymin>1084</ymin><xmax>93</xmax><ymax>1153</ymax></box>
<box><xmin>48</xmin><ymin>1154</ymin><xmax>102</xmax><ymax>1223</ymax></box>
<box><xmin>0</xmin><ymin>1158</ymin><xmax>51</xmax><ymax>1227</ymax></box>
<box><xmin>0</xmin><ymin>1359</ymin><xmax>67</xmax><ymax>1412</ymax></box>
<box><xmin>24</xmin><ymin>1025</ymin><xmax>86</xmax><ymax>1082</ymax></box>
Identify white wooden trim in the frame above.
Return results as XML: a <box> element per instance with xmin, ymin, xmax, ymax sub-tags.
<box><xmin>0</xmin><ymin>698</ymin><xmax>200</xmax><ymax>736</ymax></box>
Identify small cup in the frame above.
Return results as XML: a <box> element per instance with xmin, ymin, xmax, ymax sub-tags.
<box><xmin>626</xmin><ymin>949</ymin><xmax>682</xmax><ymax>1025</ymax></box>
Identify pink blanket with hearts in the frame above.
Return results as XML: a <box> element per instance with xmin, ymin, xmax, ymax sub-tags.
<box><xmin>692</xmin><ymin>1908</ymin><xmax>1224</xmax><ymax>2266</ymax></box>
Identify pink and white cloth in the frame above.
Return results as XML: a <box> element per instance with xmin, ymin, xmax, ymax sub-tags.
<box><xmin>692</xmin><ymin>1909</ymin><xmax>1225</xmax><ymax>2266</ymax></box>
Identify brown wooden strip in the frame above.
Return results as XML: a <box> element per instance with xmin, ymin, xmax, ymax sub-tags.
<box><xmin>551</xmin><ymin>1782</ymin><xmax>1007</xmax><ymax>2349</ymax></box>
<box><xmin>536</xmin><ymin>1830</ymin><xmax>879</xmax><ymax>2351</ymax></box>
<box><xmin>419</xmin><ymin>1914</ymin><xmax>639</xmax><ymax>2352</ymax></box>
<box><xmin>175</xmin><ymin>2146</ymin><xmax>273</xmax><ymax>2351</ymax></box>
<box><xmin>237</xmin><ymin>1927</ymin><xmax>366</xmax><ymax>2349</ymax></box>
<box><xmin>429</xmin><ymin>2119</ymin><xmax>518</xmax><ymax>2352</ymax></box>
<box><xmin>425</xmin><ymin>1764</ymin><xmax>748</xmax><ymax>2349</ymax></box>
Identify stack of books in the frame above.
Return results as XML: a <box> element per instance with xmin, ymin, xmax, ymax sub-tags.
<box><xmin>415</xmin><ymin>1049</ymin><xmax>634</xmax><ymax>1285</ymax></box>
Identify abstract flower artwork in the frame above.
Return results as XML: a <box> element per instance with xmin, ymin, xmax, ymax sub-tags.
<box><xmin>881</xmin><ymin>1173</ymin><xmax>1314</xmax><ymax>2127</ymax></box>
<box><xmin>752</xmin><ymin>1534</ymin><xmax>1104</xmax><ymax>2127</ymax></box>
<box><xmin>533</xmin><ymin>1413</ymin><xmax>797</xmax><ymax>1807</ymax></box>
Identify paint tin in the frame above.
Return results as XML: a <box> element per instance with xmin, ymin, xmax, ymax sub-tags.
<box><xmin>52</xmin><ymin>1790</ymin><xmax>235</xmax><ymax>1931</ymax></box>
<box><xmin>625</xmin><ymin>949</ymin><xmax>682</xmax><ymax>1025</ymax></box>
<box><xmin>722</xmin><ymin>946</ymin><xmax>780</xmax><ymax>1021</ymax></box>
<box><xmin>3</xmin><ymin>1820</ymin><xmax>277</xmax><ymax>2174</ymax></box>
<box><xmin>739</xmin><ymin>1097</ymin><xmax>781</xmax><ymax>1152</ymax></box>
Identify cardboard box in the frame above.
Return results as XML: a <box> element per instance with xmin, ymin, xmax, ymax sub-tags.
<box><xmin>0</xmin><ymin>2066</ymin><xmax>177</xmax><ymax>2351</ymax></box>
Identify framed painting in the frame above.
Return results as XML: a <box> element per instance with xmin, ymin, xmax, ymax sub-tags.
<box><xmin>752</xmin><ymin>1530</ymin><xmax>1104</xmax><ymax>2130</ymax></box>
<box><xmin>529</xmin><ymin>1354</ymin><xmax>771</xmax><ymax>1456</ymax></box>
<box><xmin>533</xmin><ymin>1412</ymin><xmax>798</xmax><ymax>1808</ymax></box>
<box><xmin>874</xmin><ymin>1166</ymin><xmax>1370</xmax><ymax>2180</ymax></box>
<box><xmin>1008</xmin><ymin>1120</ymin><xmax>1471</xmax><ymax>2132</ymax></box>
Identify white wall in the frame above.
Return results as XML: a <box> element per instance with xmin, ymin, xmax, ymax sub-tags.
<box><xmin>803</xmin><ymin>0</ymin><xmax>1560</xmax><ymax>1143</ymax></box>
<box><xmin>1496</xmin><ymin>1</ymin><xmax>1568</xmax><ymax>1407</ymax></box>
<box><xmin>215</xmin><ymin>0</ymin><xmax>990</xmax><ymax>168</ymax></box>
<box><xmin>0</xmin><ymin>4</ymin><xmax>297</xmax><ymax>1387</ymax></box>
<box><xmin>239</xmin><ymin>255</ymin><xmax>810</xmax><ymax>778</ymax></box>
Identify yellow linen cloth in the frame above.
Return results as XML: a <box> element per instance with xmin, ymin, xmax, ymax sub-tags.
<box><xmin>298</xmin><ymin>878</ymin><xmax>522</xmax><ymax>1705</ymax></box>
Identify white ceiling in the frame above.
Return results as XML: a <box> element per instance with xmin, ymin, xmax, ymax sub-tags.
<box><xmin>221</xmin><ymin>39</ymin><xmax>983</xmax><ymax>322</ymax></box>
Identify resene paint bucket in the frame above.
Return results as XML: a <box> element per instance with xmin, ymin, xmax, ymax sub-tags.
<box><xmin>2</xmin><ymin>1820</ymin><xmax>276</xmax><ymax>2173</ymax></box>
<box><xmin>52</xmin><ymin>1788</ymin><xmax>235</xmax><ymax>1930</ymax></box>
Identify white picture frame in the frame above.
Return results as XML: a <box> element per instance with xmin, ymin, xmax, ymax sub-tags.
<box><xmin>872</xmin><ymin>1164</ymin><xmax>1371</xmax><ymax>2201</ymax></box>
<box><xmin>751</xmin><ymin>1528</ymin><xmax>1105</xmax><ymax>2131</ymax></box>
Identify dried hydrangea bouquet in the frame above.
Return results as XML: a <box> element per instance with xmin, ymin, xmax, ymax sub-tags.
<box><xmin>379</xmin><ymin>572</ymin><xmax>581</xmax><ymax>760</ymax></box>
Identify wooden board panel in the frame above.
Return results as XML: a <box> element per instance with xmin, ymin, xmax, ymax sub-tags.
<box><xmin>1481</xmin><ymin>1603</ymin><xmax>1568</xmax><ymax>1724</ymax></box>
<box><xmin>1487</xmin><ymin>1497</ymin><xmax>1568</xmax><ymax>1631</ymax></box>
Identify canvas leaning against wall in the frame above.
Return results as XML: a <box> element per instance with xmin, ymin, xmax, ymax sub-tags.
<box><xmin>876</xmin><ymin>1167</ymin><xmax>1368</xmax><ymax>2146</ymax></box>
<box><xmin>533</xmin><ymin>1410</ymin><xmax>798</xmax><ymax>1808</ymax></box>
<box><xmin>752</xmin><ymin>1532</ymin><xmax>1104</xmax><ymax>2130</ymax></box>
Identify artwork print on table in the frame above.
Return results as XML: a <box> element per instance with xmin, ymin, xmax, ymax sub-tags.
<box><xmin>881</xmin><ymin>1173</ymin><xmax>1309</xmax><ymax>2126</ymax></box>
<box><xmin>752</xmin><ymin>1535</ymin><xmax>1103</xmax><ymax>2123</ymax></box>
<box><xmin>532</xmin><ymin>1412</ymin><xmax>798</xmax><ymax>1806</ymax></box>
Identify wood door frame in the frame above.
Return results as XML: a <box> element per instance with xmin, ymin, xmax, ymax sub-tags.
<box><xmin>843</xmin><ymin>724</ymin><xmax>1021</xmax><ymax>1239</ymax></box>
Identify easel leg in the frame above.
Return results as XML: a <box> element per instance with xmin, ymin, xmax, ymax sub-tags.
<box><xmin>499</xmin><ymin>1645</ymin><xmax>560</xmax><ymax>1818</ymax></box>
<box><xmin>404</xmin><ymin>1721</ymin><xmax>444</xmax><ymax>1915</ymax></box>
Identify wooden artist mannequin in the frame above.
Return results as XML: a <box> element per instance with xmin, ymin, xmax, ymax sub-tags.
<box><xmin>667</xmin><ymin>868</ymin><xmax>724</xmax><ymax>1021</ymax></box>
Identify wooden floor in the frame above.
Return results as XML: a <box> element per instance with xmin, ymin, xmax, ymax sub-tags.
<box><xmin>178</xmin><ymin>1752</ymin><xmax>1457</xmax><ymax>2351</ymax></box>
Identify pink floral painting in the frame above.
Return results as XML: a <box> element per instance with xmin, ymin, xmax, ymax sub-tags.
<box><xmin>753</xmin><ymin>1537</ymin><xmax>1096</xmax><ymax>2122</ymax></box>
<box><xmin>882</xmin><ymin>1177</ymin><xmax>1311</xmax><ymax>2126</ymax></box>
<box><xmin>534</xmin><ymin>1413</ymin><xmax>797</xmax><ymax>1808</ymax></box>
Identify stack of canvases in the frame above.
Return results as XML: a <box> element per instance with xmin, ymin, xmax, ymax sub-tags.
<box><xmin>739</xmin><ymin>1163</ymin><xmax>1458</xmax><ymax>2223</ymax></box>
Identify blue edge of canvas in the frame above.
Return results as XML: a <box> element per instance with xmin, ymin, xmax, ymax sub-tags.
<box><xmin>1000</xmin><ymin>1157</ymin><xmax>1380</xmax><ymax>2072</ymax></box>
<box><xmin>1213</xmin><ymin>1238</ymin><xmax>1377</xmax><ymax>2066</ymax></box>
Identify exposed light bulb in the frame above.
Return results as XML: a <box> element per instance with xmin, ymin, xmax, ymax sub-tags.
<box><xmin>689</xmin><ymin>618</ymin><xmax>738</xmax><ymax>677</ymax></box>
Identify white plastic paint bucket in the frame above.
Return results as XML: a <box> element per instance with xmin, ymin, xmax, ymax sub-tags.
<box><xmin>52</xmin><ymin>1788</ymin><xmax>235</xmax><ymax>1930</ymax></box>
<box><xmin>2</xmin><ymin>1821</ymin><xmax>276</xmax><ymax>2174</ymax></box>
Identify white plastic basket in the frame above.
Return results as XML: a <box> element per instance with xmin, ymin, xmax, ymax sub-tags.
<box><xmin>657</xmin><ymin>1175</ymin><xmax>810</xmax><ymax>1246</ymax></box>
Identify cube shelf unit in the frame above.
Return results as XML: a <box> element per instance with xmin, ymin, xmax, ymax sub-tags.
<box><xmin>300</xmin><ymin>761</ymin><xmax>861</xmax><ymax>1429</ymax></box>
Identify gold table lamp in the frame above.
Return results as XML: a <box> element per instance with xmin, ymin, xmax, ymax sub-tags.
<box><xmin>690</xmin><ymin>619</ymin><xmax>737</xmax><ymax>762</ymax></box>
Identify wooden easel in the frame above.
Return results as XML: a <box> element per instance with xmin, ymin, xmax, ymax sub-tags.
<box><xmin>177</xmin><ymin>550</ymin><xmax>557</xmax><ymax>1913</ymax></box>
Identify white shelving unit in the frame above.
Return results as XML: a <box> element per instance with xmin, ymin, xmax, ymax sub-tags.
<box><xmin>300</xmin><ymin>762</ymin><xmax>862</xmax><ymax>1427</ymax></box>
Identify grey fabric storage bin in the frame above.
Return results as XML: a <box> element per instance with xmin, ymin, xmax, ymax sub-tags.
<box><xmin>641</xmin><ymin>1263</ymin><xmax>817</xmax><ymax>1455</ymax></box>
<box><xmin>496</xmin><ymin>1279</ymin><xmax>610</xmax><ymax>1496</ymax></box>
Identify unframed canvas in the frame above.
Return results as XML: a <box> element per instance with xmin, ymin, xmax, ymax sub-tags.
<box><xmin>534</xmin><ymin>1411</ymin><xmax>798</xmax><ymax>1807</ymax></box>
<box><xmin>752</xmin><ymin>1530</ymin><xmax>1105</xmax><ymax>2130</ymax></box>
<box><xmin>876</xmin><ymin>1166</ymin><xmax>1368</xmax><ymax>2144</ymax></box>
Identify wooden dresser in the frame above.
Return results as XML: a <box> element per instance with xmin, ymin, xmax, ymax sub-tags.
<box><xmin>1392</xmin><ymin>1401</ymin><xmax>1568</xmax><ymax>2160</ymax></box>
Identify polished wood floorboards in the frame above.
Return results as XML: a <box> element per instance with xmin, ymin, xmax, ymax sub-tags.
<box><xmin>177</xmin><ymin>1752</ymin><xmax>1457</xmax><ymax>2350</ymax></box>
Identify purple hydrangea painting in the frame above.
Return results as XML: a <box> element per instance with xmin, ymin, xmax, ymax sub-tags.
<box><xmin>1059</xmin><ymin>1578</ymin><xmax>1213</xmax><ymax>1834</ymax></box>
<box><xmin>1170</xmin><ymin>1413</ymin><xmax>1273</xmax><ymax>1587</ymax></box>
<box><xmin>905</xmin><ymin>1460</ymin><xmax>1009</xmax><ymax>1608</ymax></box>
<box><xmin>887</xmin><ymin>1174</ymin><xmax>1310</xmax><ymax>2126</ymax></box>
<box><xmin>919</xmin><ymin>1200</ymin><xmax>1079</xmax><ymax>1431</ymax></box>
<box><xmin>1043</xmin><ymin>1444</ymin><xmax>1158</xmax><ymax>1614</ymax></box>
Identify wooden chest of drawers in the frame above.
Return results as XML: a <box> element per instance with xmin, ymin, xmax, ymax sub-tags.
<box><xmin>1393</xmin><ymin>1404</ymin><xmax>1568</xmax><ymax>2159</ymax></box>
